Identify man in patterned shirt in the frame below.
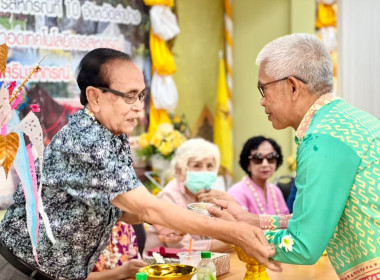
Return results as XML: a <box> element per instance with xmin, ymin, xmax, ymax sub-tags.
<box><xmin>211</xmin><ymin>33</ymin><xmax>380</xmax><ymax>280</ymax></box>
<box><xmin>0</xmin><ymin>48</ymin><xmax>280</xmax><ymax>280</ymax></box>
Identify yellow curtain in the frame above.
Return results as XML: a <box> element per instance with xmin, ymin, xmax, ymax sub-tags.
<box><xmin>214</xmin><ymin>57</ymin><xmax>233</xmax><ymax>175</ymax></box>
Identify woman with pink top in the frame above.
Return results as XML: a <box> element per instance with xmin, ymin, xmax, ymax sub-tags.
<box><xmin>228</xmin><ymin>136</ymin><xmax>289</xmax><ymax>215</ymax></box>
<box><xmin>144</xmin><ymin>138</ymin><xmax>234</xmax><ymax>256</ymax></box>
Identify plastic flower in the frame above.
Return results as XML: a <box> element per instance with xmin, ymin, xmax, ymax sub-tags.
<box><xmin>136</xmin><ymin>123</ymin><xmax>187</xmax><ymax>161</ymax></box>
<box><xmin>30</xmin><ymin>104</ymin><xmax>40</xmax><ymax>112</ymax></box>
<box><xmin>151</xmin><ymin>134</ymin><xmax>162</xmax><ymax>148</ymax></box>
<box><xmin>278</xmin><ymin>235</ymin><xmax>294</xmax><ymax>252</ymax></box>
<box><xmin>158</xmin><ymin>142</ymin><xmax>173</xmax><ymax>156</ymax></box>
<box><xmin>138</xmin><ymin>133</ymin><xmax>150</xmax><ymax>148</ymax></box>
<box><xmin>159</xmin><ymin>123</ymin><xmax>174</xmax><ymax>135</ymax></box>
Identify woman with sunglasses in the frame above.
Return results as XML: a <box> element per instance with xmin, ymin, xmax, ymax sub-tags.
<box><xmin>228</xmin><ymin>136</ymin><xmax>289</xmax><ymax>215</ymax></box>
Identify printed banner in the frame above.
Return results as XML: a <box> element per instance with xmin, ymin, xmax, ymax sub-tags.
<box><xmin>0</xmin><ymin>0</ymin><xmax>151</xmax><ymax>144</ymax></box>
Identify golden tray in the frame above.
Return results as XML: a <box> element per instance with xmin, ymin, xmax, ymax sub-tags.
<box><xmin>139</xmin><ymin>264</ymin><xmax>197</xmax><ymax>280</ymax></box>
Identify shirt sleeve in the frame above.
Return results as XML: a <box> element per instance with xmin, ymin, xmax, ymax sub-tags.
<box><xmin>42</xmin><ymin>131</ymin><xmax>142</xmax><ymax>210</ymax></box>
<box><xmin>266</xmin><ymin>133</ymin><xmax>361</xmax><ymax>264</ymax></box>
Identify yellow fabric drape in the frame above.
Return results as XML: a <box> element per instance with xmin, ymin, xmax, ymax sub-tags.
<box><xmin>148</xmin><ymin>97</ymin><xmax>171</xmax><ymax>139</ymax></box>
<box><xmin>145</xmin><ymin>0</ymin><xmax>176</xmax><ymax>139</ymax></box>
<box><xmin>315</xmin><ymin>3</ymin><xmax>336</xmax><ymax>29</ymax></box>
<box><xmin>150</xmin><ymin>30</ymin><xmax>176</xmax><ymax>75</ymax></box>
<box><xmin>214</xmin><ymin>57</ymin><xmax>233</xmax><ymax>175</ymax></box>
<box><xmin>143</xmin><ymin>0</ymin><xmax>173</xmax><ymax>7</ymax></box>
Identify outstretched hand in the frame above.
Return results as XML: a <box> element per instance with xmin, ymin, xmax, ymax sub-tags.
<box><xmin>208</xmin><ymin>199</ymin><xmax>249</xmax><ymax>222</ymax></box>
<box><xmin>236</xmin><ymin>223</ymin><xmax>282</xmax><ymax>272</ymax></box>
<box><xmin>196</xmin><ymin>189</ymin><xmax>236</xmax><ymax>203</ymax></box>
<box><xmin>155</xmin><ymin>225</ymin><xmax>185</xmax><ymax>244</ymax></box>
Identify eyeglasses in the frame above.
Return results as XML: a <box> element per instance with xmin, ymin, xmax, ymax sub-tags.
<box><xmin>257</xmin><ymin>76</ymin><xmax>308</xmax><ymax>97</ymax></box>
<box><xmin>97</xmin><ymin>87</ymin><xmax>146</xmax><ymax>104</ymax></box>
<box><xmin>248</xmin><ymin>152</ymin><xmax>279</xmax><ymax>164</ymax></box>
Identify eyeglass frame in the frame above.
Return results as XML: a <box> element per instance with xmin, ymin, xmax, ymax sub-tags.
<box><xmin>257</xmin><ymin>76</ymin><xmax>308</xmax><ymax>97</ymax></box>
<box><xmin>248</xmin><ymin>152</ymin><xmax>279</xmax><ymax>164</ymax></box>
<box><xmin>96</xmin><ymin>87</ymin><xmax>146</xmax><ymax>104</ymax></box>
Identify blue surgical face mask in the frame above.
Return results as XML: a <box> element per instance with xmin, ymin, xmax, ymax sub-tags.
<box><xmin>185</xmin><ymin>171</ymin><xmax>217</xmax><ymax>194</ymax></box>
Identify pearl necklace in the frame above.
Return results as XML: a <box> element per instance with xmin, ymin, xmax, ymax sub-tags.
<box><xmin>244</xmin><ymin>176</ymin><xmax>280</xmax><ymax>215</ymax></box>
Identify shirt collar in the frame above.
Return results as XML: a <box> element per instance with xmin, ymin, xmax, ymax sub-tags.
<box><xmin>295</xmin><ymin>93</ymin><xmax>338</xmax><ymax>142</ymax></box>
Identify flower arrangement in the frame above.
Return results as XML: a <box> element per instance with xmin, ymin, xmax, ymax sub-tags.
<box><xmin>137</xmin><ymin>123</ymin><xmax>187</xmax><ymax>162</ymax></box>
<box><xmin>169</xmin><ymin>113</ymin><xmax>191</xmax><ymax>138</ymax></box>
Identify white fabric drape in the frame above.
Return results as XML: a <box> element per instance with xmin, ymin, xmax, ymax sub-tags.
<box><xmin>337</xmin><ymin>0</ymin><xmax>380</xmax><ymax>119</ymax></box>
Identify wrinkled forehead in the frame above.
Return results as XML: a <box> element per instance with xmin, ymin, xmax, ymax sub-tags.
<box><xmin>187</xmin><ymin>156</ymin><xmax>216</xmax><ymax>165</ymax></box>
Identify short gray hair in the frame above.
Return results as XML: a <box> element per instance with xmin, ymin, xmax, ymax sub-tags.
<box><xmin>256</xmin><ymin>33</ymin><xmax>333</xmax><ymax>94</ymax></box>
<box><xmin>172</xmin><ymin>138</ymin><xmax>220</xmax><ymax>174</ymax></box>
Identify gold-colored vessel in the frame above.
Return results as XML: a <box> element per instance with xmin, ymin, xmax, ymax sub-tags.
<box><xmin>139</xmin><ymin>264</ymin><xmax>197</xmax><ymax>280</ymax></box>
<box><xmin>235</xmin><ymin>246</ymin><xmax>270</xmax><ymax>280</ymax></box>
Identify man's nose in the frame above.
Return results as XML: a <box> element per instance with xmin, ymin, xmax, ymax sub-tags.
<box><xmin>260</xmin><ymin>97</ymin><xmax>265</xmax><ymax>106</ymax></box>
<box><xmin>132</xmin><ymin>100</ymin><xmax>144</xmax><ymax>111</ymax></box>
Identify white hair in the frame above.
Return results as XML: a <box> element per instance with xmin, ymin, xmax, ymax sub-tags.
<box><xmin>171</xmin><ymin>138</ymin><xmax>220</xmax><ymax>174</ymax></box>
<box><xmin>256</xmin><ymin>33</ymin><xmax>334</xmax><ymax>94</ymax></box>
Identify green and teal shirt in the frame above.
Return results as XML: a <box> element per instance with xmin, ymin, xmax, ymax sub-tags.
<box><xmin>266</xmin><ymin>93</ymin><xmax>380</xmax><ymax>280</ymax></box>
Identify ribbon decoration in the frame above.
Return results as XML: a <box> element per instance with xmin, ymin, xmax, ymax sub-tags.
<box><xmin>0</xmin><ymin>44</ymin><xmax>55</xmax><ymax>263</ymax></box>
<box><xmin>144</xmin><ymin>0</ymin><xmax>180</xmax><ymax>139</ymax></box>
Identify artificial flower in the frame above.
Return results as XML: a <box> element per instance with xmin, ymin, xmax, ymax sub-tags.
<box><xmin>158</xmin><ymin>141</ymin><xmax>173</xmax><ymax>156</ymax></box>
<box><xmin>278</xmin><ymin>234</ymin><xmax>294</xmax><ymax>252</ymax></box>
<box><xmin>137</xmin><ymin>122</ymin><xmax>187</xmax><ymax>161</ymax></box>
<box><xmin>138</xmin><ymin>133</ymin><xmax>150</xmax><ymax>148</ymax></box>
<box><xmin>30</xmin><ymin>104</ymin><xmax>40</xmax><ymax>112</ymax></box>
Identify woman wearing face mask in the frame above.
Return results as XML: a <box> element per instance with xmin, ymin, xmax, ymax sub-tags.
<box><xmin>143</xmin><ymin>138</ymin><xmax>234</xmax><ymax>255</ymax></box>
<box><xmin>228</xmin><ymin>136</ymin><xmax>289</xmax><ymax>215</ymax></box>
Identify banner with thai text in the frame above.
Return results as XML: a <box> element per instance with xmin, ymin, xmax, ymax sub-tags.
<box><xmin>0</xmin><ymin>0</ymin><xmax>150</xmax><ymax>143</ymax></box>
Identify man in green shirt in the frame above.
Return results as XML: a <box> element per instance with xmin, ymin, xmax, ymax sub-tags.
<box><xmin>212</xmin><ymin>33</ymin><xmax>380</xmax><ymax>280</ymax></box>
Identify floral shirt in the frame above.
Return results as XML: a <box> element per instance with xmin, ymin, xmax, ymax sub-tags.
<box><xmin>93</xmin><ymin>221</ymin><xmax>139</xmax><ymax>272</ymax></box>
<box><xmin>0</xmin><ymin>108</ymin><xmax>141</xmax><ymax>280</ymax></box>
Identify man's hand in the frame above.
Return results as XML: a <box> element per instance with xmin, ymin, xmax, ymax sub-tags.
<box><xmin>236</xmin><ymin>223</ymin><xmax>282</xmax><ymax>272</ymax></box>
<box><xmin>209</xmin><ymin>199</ymin><xmax>250</xmax><ymax>222</ymax></box>
<box><xmin>207</xmin><ymin>204</ymin><xmax>237</xmax><ymax>222</ymax></box>
<box><xmin>119</xmin><ymin>259</ymin><xmax>148</xmax><ymax>279</ymax></box>
<box><xmin>155</xmin><ymin>225</ymin><xmax>185</xmax><ymax>244</ymax></box>
<box><xmin>196</xmin><ymin>189</ymin><xmax>236</xmax><ymax>203</ymax></box>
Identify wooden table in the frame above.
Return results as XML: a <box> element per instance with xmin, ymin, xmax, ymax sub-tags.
<box><xmin>219</xmin><ymin>252</ymin><xmax>339</xmax><ymax>280</ymax></box>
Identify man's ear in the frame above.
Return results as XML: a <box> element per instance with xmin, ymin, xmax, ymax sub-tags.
<box><xmin>288</xmin><ymin>76</ymin><xmax>302</xmax><ymax>101</ymax></box>
<box><xmin>86</xmin><ymin>86</ymin><xmax>101</xmax><ymax>113</ymax></box>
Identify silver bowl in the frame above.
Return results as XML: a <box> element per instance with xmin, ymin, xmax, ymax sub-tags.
<box><xmin>187</xmin><ymin>202</ymin><xmax>221</xmax><ymax>217</ymax></box>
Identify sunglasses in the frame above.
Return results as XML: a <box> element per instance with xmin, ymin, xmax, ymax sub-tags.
<box><xmin>248</xmin><ymin>152</ymin><xmax>279</xmax><ymax>164</ymax></box>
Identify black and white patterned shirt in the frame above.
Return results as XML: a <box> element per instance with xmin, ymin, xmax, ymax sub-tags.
<box><xmin>0</xmin><ymin>108</ymin><xmax>141</xmax><ymax>279</ymax></box>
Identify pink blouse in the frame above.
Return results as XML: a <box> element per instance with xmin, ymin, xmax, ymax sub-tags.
<box><xmin>228</xmin><ymin>177</ymin><xmax>289</xmax><ymax>215</ymax></box>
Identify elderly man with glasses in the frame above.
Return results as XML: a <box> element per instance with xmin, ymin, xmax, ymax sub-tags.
<box><xmin>211</xmin><ymin>33</ymin><xmax>380</xmax><ymax>280</ymax></box>
<box><xmin>0</xmin><ymin>48</ymin><xmax>281</xmax><ymax>280</ymax></box>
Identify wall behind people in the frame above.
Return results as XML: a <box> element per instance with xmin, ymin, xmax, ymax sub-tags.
<box><xmin>172</xmin><ymin>0</ymin><xmax>315</xmax><ymax>182</ymax></box>
<box><xmin>172</xmin><ymin>0</ymin><xmax>224</xmax><ymax>128</ymax></box>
